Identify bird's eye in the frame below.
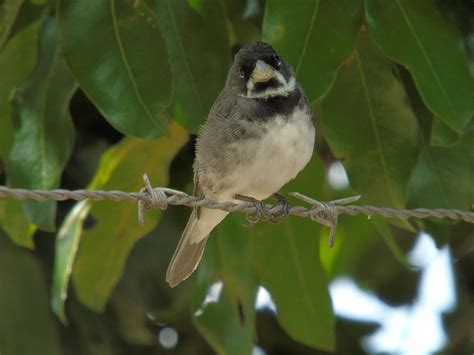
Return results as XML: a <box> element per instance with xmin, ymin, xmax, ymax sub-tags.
<box><xmin>273</xmin><ymin>54</ymin><xmax>281</xmax><ymax>67</ymax></box>
<box><xmin>239</xmin><ymin>67</ymin><xmax>245</xmax><ymax>78</ymax></box>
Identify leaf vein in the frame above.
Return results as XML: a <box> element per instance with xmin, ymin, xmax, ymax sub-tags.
<box><xmin>39</xmin><ymin>48</ymin><xmax>61</xmax><ymax>188</ymax></box>
<box><xmin>419</xmin><ymin>133</ymin><xmax>449</xmax><ymax>206</ymax></box>
<box><xmin>110</xmin><ymin>0</ymin><xmax>158</xmax><ymax>128</ymax></box>
<box><xmin>295</xmin><ymin>0</ymin><xmax>320</xmax><ymax>75</ymax></box>
<box><xmin>285</xmin><ymin>222</ymin><xmax>316</xmax><ymax>319</ymax></box>
<box><xmin>355</xmin><ymin>49</ymin><xmax>398</xmax><ymax>206</ymax></box>
<box><xmin>395</xmin><ymin>0</ymin><xmax>458</xmax><ymax>121</ymax></box>
<box><xmin>165</xmin><ymin>0</ymin><xmax>205</xmax><ymax>116</ymax></box>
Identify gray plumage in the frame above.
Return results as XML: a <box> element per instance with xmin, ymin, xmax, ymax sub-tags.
<box><xmin>166</xmin><ymin>42</ymin><xmax>315</xmax><ymax>287</ymax></box>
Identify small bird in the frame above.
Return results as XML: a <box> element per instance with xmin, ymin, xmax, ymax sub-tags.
<box><xmin>166</xmin><ymin>42</ymin><xmax>315</xmax><ymax>287</ymax></box>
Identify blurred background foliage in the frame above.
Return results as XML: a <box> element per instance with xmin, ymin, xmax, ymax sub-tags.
<box><xmin>0</xmin><ymin>0</ymin><xmax>473</xmax><ymax>354</ymax></box>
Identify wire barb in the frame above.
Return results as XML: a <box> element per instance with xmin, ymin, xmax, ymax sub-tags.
<box><xmin>289</xmin><ymin>193</ymin><xmax>361</xmax><ymax>247</ymax></box>
<box><xmin>138</xmin><ymin>174</ymin><xmax>168</xmax><ymax>226</ymax></box>
<box><xmin>0</xmin><ymin>182</ymin><xmax>473</xmax><ymax>242</ymax></box>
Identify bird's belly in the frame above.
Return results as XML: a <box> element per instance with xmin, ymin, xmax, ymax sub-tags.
<box><xmin>226</xmin><ymin>112</ymin><xmax>315</xmax><ymax>201</ymax></box>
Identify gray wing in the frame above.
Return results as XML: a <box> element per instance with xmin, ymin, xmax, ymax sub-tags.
<box><xmin>166</xmin><ymin>91</ymin><xmax>241</xmax><ymax>287</ymax></box>
<box><xmin>194</xmin><ymin>91</ymin><xmax>260</xmax><ymax>190</ymax></box>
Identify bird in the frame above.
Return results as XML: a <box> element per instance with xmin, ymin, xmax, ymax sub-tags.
<box><xmin>166</xmin><ymin>41</ymin><xmax>315</xmax><ymax>287</ymax></box>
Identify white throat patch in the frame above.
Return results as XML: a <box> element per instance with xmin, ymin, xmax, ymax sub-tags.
<box><xmin>244</xmin><ymin>74</ymin><xmax>296</xmax><ymax>99</ymax></box>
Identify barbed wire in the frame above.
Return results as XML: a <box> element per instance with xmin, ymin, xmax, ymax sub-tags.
<box><xmin>0</xmin><ymin>174</ymin><xmax>473</xmax><ymax>247</ymax></box>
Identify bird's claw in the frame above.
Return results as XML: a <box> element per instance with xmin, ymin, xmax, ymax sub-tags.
<box><xmin>234</xmin><ymin>194</ymin><xmax>271</xmax><ymax>226</ymax></box>
<box><xmin>268</xmin><ymin>193</ymin><xmax>291</xmax><ymax>223</ymax></box>
<box><xmin>234</xmin><ymin>193</ymin><xmax>291</xmax><ymax>226</ymax></box>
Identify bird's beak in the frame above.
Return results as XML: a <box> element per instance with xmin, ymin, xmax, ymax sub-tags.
<box><xmin>250</xmin><ymin>60</ymin><xmax>275</xmax><ymax>85</ymax></box>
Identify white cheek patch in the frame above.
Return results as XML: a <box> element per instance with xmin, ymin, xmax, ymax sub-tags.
<box><xmin>244</xmin><ymin>74</ymin><xmax>296</xmax><ymax>99</ymax></box>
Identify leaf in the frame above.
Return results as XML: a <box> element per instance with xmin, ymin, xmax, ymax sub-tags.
<box><xmin>57</xmin><ymin>0</ymin><xmax>173</xmax><ymax>138</ymax></box>
<box><xmin>321</xmin><ymin>32</ymin><xmax>420</xmax><ymax>210</ymax></box>
<box><xmin>0</xmin><ymin>20</ymin><xmax>38</xmax><ymax>159</ymax></box>
<box><xmin>0</xmin><ymin>231</ymin><xmax>61</xmax><ymax>355</ymax></box>
<box><xmin>71</xmin><ymin>123</ymin><xmax>188</xmax><ymax>311</ymax></box>
<box><xmin>154</xmin><ymin>0</ymin><xmax>230</xmax><ymax>132</ymax></box>
<box><xmin>320</xmin><ymin>213</ymin><xmax>375</xmax><ymax>279</ymax></box>
<box><xmin>0</xmin><ymin>0</ymin><xmax>48</xmax><ymax>50</ymax></box>
<box><xmin>62</xmin><ymin>299</ymin><xmax>124</xmax><ymax>355</ymax></box>
<box><xmin>191</xmin><ymin>216</ymin><xmax>258</xmax><ymax>355</ymax></box>
<box><xmin>0</xmin><ymin>199</ymin><xmax>36</xmax><ymax>249</ymax></box>
<box><xmin>224</xmin><ymin>0</ymin><xmax>261</xmax><ymax>47</ymax></box>
<box><xmin>0</xmin><ymin>22</ymin><xmax>38</xmax><ymax>248</ymax></box>
<box><xmin>430</xmin><ymin>118</ymin><xmax>461</xmax><ymax>147</ymax></box>
<box><xmin>193</xmin><ymin>283</ymin><xmax>257</xmax><ymax>355</ymax></box>
<box><xmin>409</xmin><ymin>130</ymin><xmax>474</xmax><ymax>210</ymax></box>
<box><xmin>373</xmin><ymin>218</ymin><xmax>411</xmax><ymax>268</ymax></box>
<box><xmin>262</xmin><ymin>0</ymin><xmax>363</xmax><ymax>102</ymax></box>
<box><xmin>365</xmin><ymin>0</ymin><xmax>474</xmax><ymax>132</ymax></box>
<box><xmin>0</xmin><ymin>0</ymin><xmax>24</xmax><ymax>50</ymax></box>
<box><xmin>249</xmin><ymin>155</ymin><xmax>335</xmax><ymax>351</ymax></box>
<box><xmin>109</xmin><ymin>216</ymin><xmax>183</xmax><ymax>345</ymax></box>
<box><xmin>7</xmin><ymin>17</ymin><xmax>77</xmax><ymax>231</ymax></box>
<box><xmin>51</xmin><ymin>200</ymin><xmax>91</xmax><ymax>323</ymax></box>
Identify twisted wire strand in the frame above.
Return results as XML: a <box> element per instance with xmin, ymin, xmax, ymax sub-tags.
<box><xmin>1</xmin><ymin>185</ymin><xmax>473</xmax><ymax>223</ymax></box>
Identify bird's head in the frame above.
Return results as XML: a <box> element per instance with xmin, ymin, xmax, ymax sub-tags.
<box><xmin>228</xmin><ymin>42</ymin><xmax>296</xmax><ymax>99</ymax></box>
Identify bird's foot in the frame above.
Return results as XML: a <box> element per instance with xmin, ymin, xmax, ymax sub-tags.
<box><xmin>268</xmin><ymin>193</ymin><xmax>291</xmax><ymax>223</ymax></box>
<box><xmin>234</xmin><ymin>193</ymin><xmax>291</xmax><ymax>226</ymax></box>
<box><xmin>234</xmin><ymin>194</ymin><xmax>271</xmax><ymax>226</ymax></box>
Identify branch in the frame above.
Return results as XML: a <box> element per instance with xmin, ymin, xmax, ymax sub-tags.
<box><xmin>0</xmin><ymin>174</ymin><xmax>472</xmax><ymax>247</ymax></box>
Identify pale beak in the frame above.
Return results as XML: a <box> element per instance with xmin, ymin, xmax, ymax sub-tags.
<box><xmin>250</xmin><ymin>60</ymin><xmax>275</xmax><ymax>85</ymax></box>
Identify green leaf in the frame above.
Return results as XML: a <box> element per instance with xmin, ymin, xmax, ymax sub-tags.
<box><xmin>409</xmin><ymin>130</ymin><xmax>474</xmax><ymax>210</ymax></box>
<box><xmin>430</xmin><ymin>118</ymin><xmax>461</xmax><ymax>147</ymax></box>
<box><xmin>262</xmin><ymin>0</ymin><xmax>363</xmax><ymax>102</ymax></box>
<box><xmin>154</xmin><ymin>0</ymin><xmax>230</xmax><ymax>132</ymax></box>
<box><xmin>57</xmin><ymin>0</ymin><xmax>173</xmax><ymax>138</ymax></box>
<box><xmin>0</xmin><ymin>0</ymin><xmax>24</xmax><ymax>50</ymax></box>
<box><xmin>321</xmin><ymin>32</ymin><xmax>420</xmax><ymax>209</ymax></box>
<box><xmin>0</xmin><ymin>199</ymin><xmax>36</xmax><ymax>249</ymax></box>
<box><xmin>0</xmin><ymin>231</ymin><xmax>61</xmax><ymax>355</ymax></box>
<box><xmin>365</xmin><ymin>0</ymin><xmax>474</xmax><ymax>132</ymax></box>
<box><xmin>72</xmin><ymin>123</ymin><xmax>188</xmax><ymax>311</ymax></box>
<box><xmin>0</xmin><ymin>22</ymin><xmax>38</xmax><ymax>248</ymax></box>
<box><xmin>0</xmin><ymin>0</ymin><xmax>48</xmax><ymax>50</ymax></box>
<box><xmin>63</xmin><ymin>299</ymin><xmax>124</xmax><ymax>355</ymax></box>
<box><xmin>0</xmin><ymin>21</ymin><xmax>38</xmax><ymax>159</ymax></box>
<box><xmin>191</xmin><ymin>216</ymin><xmax>258</xmax><ymax>355</ymax></box>
<box><xmin>51</xmin><ymin>200</ymin><xmax>91</xmax><ymax>323</ymax></box>
<box><xmin>7</xmin><ymin>17</ymin><xmax>77</xmax><ymax>231</ymax></box>
<box><xmin>320</xmin><ymin>213</ymin><xmax>375</xmax><ymax>279</ymax></box>
<box><xmin>250</xmin><ymin>155</ymin><xmax>335</xmax><ymax>351</ymax></box>
<box><xmin>373</xmin><ymin>218</ymin><xmax>411</xmax><ymax>268</ymax></box>
<box><xmin>253</xmin><ymin>227</ymin><xmax>334</xmax><ymax>352</ymax></box>
<box><xmin>193</xmin><ymin>282</ymin><xmax>257</xmax><ymax>355</ymax></box>
<box><xmin>224</xmin><ymin>0</ymin><xmax>261</xmax><ymax>47</ymax></box>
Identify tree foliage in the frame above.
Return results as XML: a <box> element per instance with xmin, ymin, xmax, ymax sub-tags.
<box><xmin>0</xmin><ymin>0</ymin><xmax>473</xmax><ymax>354</ymax></box>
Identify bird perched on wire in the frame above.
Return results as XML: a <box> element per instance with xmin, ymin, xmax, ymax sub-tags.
<box><xmin>166</xmin><ymin>41</ymin><xmax>315</xmax><ymax>287</ymax></box>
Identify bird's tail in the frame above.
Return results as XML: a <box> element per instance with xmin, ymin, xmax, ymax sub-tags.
<box><xmin>166</xmin><ymin>208</ymin><xmax>227</xmax><ymax>287</ymax></box>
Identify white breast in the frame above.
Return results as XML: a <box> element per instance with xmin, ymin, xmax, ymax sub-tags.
<box><xmin>223</xmin><ymin>107</ymin><xmax>315</xmax><ymax>201</ymax></box>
